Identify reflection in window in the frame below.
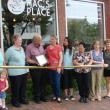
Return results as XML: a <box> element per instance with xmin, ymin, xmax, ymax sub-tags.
<box><xmin>66</xmin><ymin>0</ymin><xmax>104</xmax><ymax>45</ymax></box>
<box><xmin>2</xmin><ymin>0</ymin><xmax>57</xmax><ymax>50</ymax></box>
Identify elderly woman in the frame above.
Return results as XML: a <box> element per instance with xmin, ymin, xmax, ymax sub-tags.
<box><xmin>46</xmin><ymin>35</ymin><xmax>63</xmax><ymax>103</ymax></box>
<box><xmin>5</xmin><ymin>34</ymin><xmax>28</xmax><ymax>107</ymax></box>
<box><xmin>73</xmin><ymin>42</ymin><xmax>92</xmax><ymax>103</ymax></box>
<box><xmin>103</xmin><ymin>40</ymin><xmax>110</xmax><ymax>98</ymax></box>
<box><xmin>26</xmin><ymin>34</ymin><xmax>47</xmax><ymax>104</ymax></box>
<box><xmin>90</xmin><ymin>41</ymin><xmax>104</xmax><ymax>101</ymax></box>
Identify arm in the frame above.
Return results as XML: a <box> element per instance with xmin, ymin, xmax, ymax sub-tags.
<box><xmin>5</xmin><ymin>49</ymin><xmax>10</xmax><ymax>65</ymax></box>
<box><xmin>26</xmin><ymin>46</ymin><xmax>38</xmax><ymax>65</ymax></box>
<box><xmin>73</xmin><ymin>53</ymin><xmax>83</xmax><ymax>66</ymax></box>
<box><xmin>86</xmin><ymin>53</ymin><xmax>93</xmax><ymax>65</ymax></box>
<box><xmin>57</xmin><ymin>51</ymin><xmax>63</xmax><ymax>73</ymax></box>
<box><xmin>58</xmin><ymin>51</ymin><xmax>63</xmax><ymax>67</ymax></box>
<box><xmin>26</xmin><ymin>58</ymin><xmax>38</xmax><ymax>64</ymax></box>
<box><xmin>73</xmin><ymin>59</ymin><xmax>83</xmax><ymax>66</ymax></box>
<box><xmin>1</xmin><ymin>79</ymin><xmax>9</xmax><ymax>92</ymax></box>
<box><xmin>87</xmin><ymin>59</ymin><xmax>93</xmax><ymax>65</ymax></box>
<box><xmin>92</xmin><ymin>60</ymin><xmax>104</xmax><ymax>64</ymax></box>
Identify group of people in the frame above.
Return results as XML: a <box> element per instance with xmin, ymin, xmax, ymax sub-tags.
<box><xmin>0</xmin><ymin>33</ymin><xmax>110</xmax><ymax>110</ymax></box>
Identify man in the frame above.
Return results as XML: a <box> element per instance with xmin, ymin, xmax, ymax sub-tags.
<box><xmin>26</xmin><ymin>34</ymin><xmax>47</xmax><ymax>103</ymax></box>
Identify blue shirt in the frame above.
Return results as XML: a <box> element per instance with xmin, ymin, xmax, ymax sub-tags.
<box><xmin>91</xmin><ymin>50</ymin><xmax>104</xmax><ymax>70</ymax></box>
<box><xmin>63</xmin><ymin>49</ymin><xmax>74</xmax><ymax>69</ymax></box>
<box><xmin>0</xmin><ymin>50</ymin><xmax>4</xmax><ymax>72</ymax></box>
<box><xmin>5</xmin><ymin>46</ymin><xmax>27</xmax><ymax>76</ymax></box>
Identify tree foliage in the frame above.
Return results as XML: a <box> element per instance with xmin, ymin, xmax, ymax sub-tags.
<box><xmin>68</xmin><ymin>18</ymin><xmax>99</xmax><ymax>44</ymax></box>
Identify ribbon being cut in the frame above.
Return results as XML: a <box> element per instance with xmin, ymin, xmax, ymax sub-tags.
<box><xmin>0</xmin><ymin>64</ymin><xmax>108</xmax><ymax>69</ymax></box>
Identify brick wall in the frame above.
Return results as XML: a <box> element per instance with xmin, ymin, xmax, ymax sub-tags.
<box><xmin>57</xmin><ymin>0</ymin><xmax>66</xmax><ymax>43</ymax></box>
<box><xmin>104</xmin><ymin>0</ymin><xmax>110</xmax><ymax>39</ymax></box>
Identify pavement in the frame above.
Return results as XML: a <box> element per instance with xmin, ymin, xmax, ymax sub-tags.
<box><xmin>8</xmin><ymin>97</ymin><xmax>110</xmax><ymax>110</ymax></box>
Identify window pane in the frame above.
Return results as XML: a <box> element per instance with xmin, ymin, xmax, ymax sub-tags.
<box><xmin>66</xmin><ymin>0</ymin><xmax>104</xmax><ymax>45</ymax></box>
<box><xmin>1</xmin><ymin>0</ymin><xmax>57</xmax><ymax>51</ymax></box>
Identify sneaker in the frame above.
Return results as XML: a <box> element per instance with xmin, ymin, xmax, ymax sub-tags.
<box><xmin>12</xmin><ymin>102</ymin><xmax>21</xmax><ymax>108</ymax></box>
<box><xmin>97</xmin><ymin>98</ymin><xmax>101</xmax><ymax>101</ymax></box>
<box><xmin>52</xmin><ymin>97</ymin><xmax>57</xmax><ymax>101</ymax></box>
<box><xmin>40</xmin><ymin>98</ymin><xmax>48</xmax><ymax>102</ymax></box>
<box><xmin>79</xmin><ymin>97</ymin><xmax>84</xmax><ymax>103</ymax></box>
<box><xmin>83</xmin><ymin>98</ymin><xmax>89</xmax><ymax>103</ymax></box>
<box><xmin>70</xmin><ymin>96</ymin><xmax>75</xmax><ymax>101</ymax></box>
<box><xmin>19</xmin><ymin>99</ymin><xmax>29</xmax><ymax>104</ymax></box>
<box><xmin>57</xmin><ymin>97</ymin><xmax>62</xmax><ymax>103</ymax></box>
<box><xmin>91</xmin><ymin>98</ymin><xmax>95</xmax><ymax>101</ymax></box>
<box><xmin>2</xmin><ymin>107</ymin><xmax>8</xmax><ymax>110</ymax></box>
<box><xmin>65</xmin><ymin>97</ymin><xmax>69</xmax><ymax>101</ymax></box>
<box><xmin>35</xmin><ymin>99</ymin><xmax>41</xmax><ymax>104</ymax></box>
<box><xmin>0</xmin><ymin>106</ymin><xmax>2</xmax><ymax>110</ymax></box>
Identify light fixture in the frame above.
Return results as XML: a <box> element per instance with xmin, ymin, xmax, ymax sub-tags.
<box><xmin>32</xmin><ymin>18</ymin><xmax>35</xmax><ymax>21</ymax></box>
<box><xmin>13</xmin><ymin>18</ymin><xmax>16</xmax><ymax>22</ymax></box>
<box><xmin>2</xmin><ymin>18</ymin><xmax>5</xmax><ymax>21</ymax></box>
<box><xmin>4</xmin><ymin>25</ymin><xmax>7</xmax><ymax>28</ymax></box>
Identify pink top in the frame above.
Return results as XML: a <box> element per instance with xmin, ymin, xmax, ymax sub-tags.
<box><xmin>46</xmin><ymin>44</ymin><xmax>62</xmax><ymax>70</ymax></box>
<box><xmin>0</xmin><ymin>79</ymin><xmax>6</xmax><ymax>91</ymax></box>
<box><xmin>26</xmin><ymin>43</ymin><xmax>45</xmax><ymax>62</ymax></box>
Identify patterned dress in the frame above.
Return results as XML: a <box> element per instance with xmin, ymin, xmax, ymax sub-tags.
<box><xmin>74</xmin><ymin>52</ymin><xmax>91</xmax><ymax>73</ymax></box>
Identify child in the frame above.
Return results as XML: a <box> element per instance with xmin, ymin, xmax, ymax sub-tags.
<box><xmin>0</xmin><ymin>70</ymin><xmax>9</xmax><ymax>110</ymax></box>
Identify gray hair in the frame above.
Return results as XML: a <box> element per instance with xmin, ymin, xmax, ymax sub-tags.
<box><xmin>33</xmin><ymin>33</ymin><xmax>42</xmax><ymax>41</ymax></box>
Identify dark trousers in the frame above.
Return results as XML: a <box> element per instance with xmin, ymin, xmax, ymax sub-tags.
<box><xmin>9</xmin><ymin>74</ymin><xmax>27</xmax><ymax>104</ymax></box>
<box><xmin>29</xmin><ymin>68</ymin><xmax>46</xmax><ymax>100</ymax></box>
<box><xmin>63</xmin><ymin>69</ymin><xmax>74</xmax><ymax>89</ymax></box>
<box><xmin>76</xmin><ymin>72</ymin><xmax>90</xmax><ymax>98</ymax></box>
<box><xmin>49</xmin><ymin>70</ymin><xmax>61</xmax><ymax>98</ymax></box>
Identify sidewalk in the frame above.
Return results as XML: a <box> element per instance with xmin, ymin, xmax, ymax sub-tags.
<box><xmin>8</xmin><ymin>98</ymin><xmax>110</xmax><ymax>110</ymax></box>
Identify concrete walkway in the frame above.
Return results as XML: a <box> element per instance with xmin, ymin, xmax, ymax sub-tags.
<box><xmin>8</xmin><ymin>98</ymin><xmax>110</xmax><ymax>110</ymax></box>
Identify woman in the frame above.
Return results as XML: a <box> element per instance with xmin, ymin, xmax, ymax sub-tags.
<box><xmin>46</xmin><ymin>35</ymin><xmax>63</xmax><ymax>103</ymax></box>
<box><xmin>103</xmin><ymin>40</ymin><xmax>110</xmax><ymax>98</ymax></box>
<box><xmin>73</xmin><ymin>42</ymin><xmax>92</xmax><ymax>103</ymax></box>
<box><xmin>26</xmin><ymin>34</ymin><xmax>47</xmax><ymax>103</ymax></box>
<box><xmin>5</xmin><ymin>34</ymin><xmax>28</xmax><ymax>107</ymax></box>
<box><xmin>63</xmin><ymin>37</ymin><xmax>75</xmax><ymax>101</ymax></box>
<box><xmin>90</xmin><ymin>41</ymin><xmax>104</xmax><ymax>101</ymax></box>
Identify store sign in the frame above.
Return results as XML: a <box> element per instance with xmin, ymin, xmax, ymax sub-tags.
<box><xmin>7</xmin><ymin>0</ymin><xmax>50</xmax><ymax>16</ymax></box>
<box><xmin>7</xmin><ymin>0</ymin><xmax>25</xmax><ymax>15</ymax></box>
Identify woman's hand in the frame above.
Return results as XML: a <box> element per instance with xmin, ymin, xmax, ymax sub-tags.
<box><xmin>57</xmin><ymin>68</ymin><xmax>61</xmax><ymax>74</ymax></box>
<box><xmin>103</xmin><ymin>64</ymin><xmax>108</xmax><ymax>67</ymax></box>
<box><xmin>78</xmin><ymin>63</ymin><xmax>84</xmax><ymax>67</ymax></box>
<box><xmin>1</xmin><ymin>89</ymin><xmax>5</xmax><ymax>92</ymax></box>
<box><xmin>93</xmin><ymin>60</ymin><xmax>104</xmax><ymax>64</ymax></box>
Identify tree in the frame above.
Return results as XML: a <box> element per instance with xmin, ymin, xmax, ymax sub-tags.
<box><xmin>68</xmin><ymin>18</ymin><xmax>99</xmax><ymax>44</ymax></box>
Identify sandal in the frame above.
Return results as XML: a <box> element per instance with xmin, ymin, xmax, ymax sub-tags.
<box><xmin>103</xmin><ymin>96</ymin><xmax>110</xmax><ymax>99</ymax></box>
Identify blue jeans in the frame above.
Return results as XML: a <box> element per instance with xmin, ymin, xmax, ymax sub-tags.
<box><xmin>49</xmin><ymin>70</ymin><xmax>61</xmax><ymax>98</ymax></box>
<box><xmin>0</xmin><ymin>92</ymin><xmax>6</xmax><ymax>99</ymax></box>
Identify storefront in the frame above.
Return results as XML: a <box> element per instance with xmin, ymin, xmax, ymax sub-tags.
<box><xmin>0</xmin><ymin>0</ymin><xmax>110</xmax><ymax>50</ymax></box>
